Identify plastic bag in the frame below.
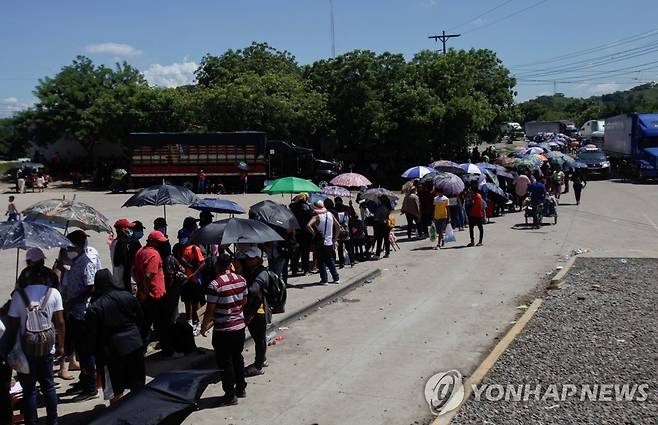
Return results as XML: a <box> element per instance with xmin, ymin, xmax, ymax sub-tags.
<box><xmin>7</xmin><ymin>338</ymin><xmax>29</xmax><ymax>375</ymax></box>
<box><xmin>444</xmin><ymin>223</ymin><xmax>456</xmax><ymax>243</ymax></box>
<box><xmin>429</xmin><ymin>223</ymin><xmax>437</xmax><ymax>242</ymax></box>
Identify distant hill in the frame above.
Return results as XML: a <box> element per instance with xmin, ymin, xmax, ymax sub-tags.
<box><xmin>518</xmin><ymin>83</ymin><xmax>658</xmax><ymax>127</ymax></box>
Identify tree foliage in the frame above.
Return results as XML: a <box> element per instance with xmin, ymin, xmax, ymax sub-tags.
<box><xmin>518</xmin><ymin>83</ymin><xmax>658</xmax><ymax>126</ymax></box>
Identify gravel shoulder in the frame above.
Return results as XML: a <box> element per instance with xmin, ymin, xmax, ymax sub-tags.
<box><xmin>452</xmin><ymin>257</ymin><xmax>658</xmax><ymax>425</ymax></box>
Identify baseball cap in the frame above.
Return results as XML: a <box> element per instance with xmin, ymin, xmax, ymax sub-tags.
<box><xmin>236</xmin><ymin>246</ymin><xmax>262</xmax><ymax>259</ymax></box>
<box><xmin>114</xmin><ymin>218</ymin><xmax>136</xmax><ymax>229</ymax></box>
<box><xmin>148</xmin><ymin>230</ymin><xmax>168</xmax><ymax>243</ymax></box>
<box><xmin>67</xmin><ymin>230</ymin><xmax>89</xmax><ymax>246</ymax></box>
<box><xmin>153</xmin><ymin>217</ymin><xmax>167</xmax><ymax>228</ymax></box>
<box><xmin>26</xmin><ymin>247</ymin><xmax>46</xmax><ymax>262</ymax></box>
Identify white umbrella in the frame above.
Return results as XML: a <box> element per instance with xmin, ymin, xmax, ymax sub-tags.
<box><xmin>459</xmin><ymin>163</ymin><xmax>482</xmax><ymax>175</ymax></box>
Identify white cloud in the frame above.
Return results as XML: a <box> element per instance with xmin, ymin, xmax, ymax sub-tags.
<box><xmin>0</xmin><ymin>97</ymin><xmax>32</xmax><ymax>117</ymax></box>
<box><xmin>84</xmin><ymin>42</ymin><xmax>142</xmax><ymax>57</ymax></box>
<box><xmin>142</xmin><ymin>61</ymin><xmax>198</xmax><ymax>88</ymax></box>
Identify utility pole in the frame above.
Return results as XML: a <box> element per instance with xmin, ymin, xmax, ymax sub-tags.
<box><xmin>329</xmin><ymin>0</ymin><xmax>336</xmax><ymax>57</ymax></box>
<box><xmin>428</xmin><ymin>30</ymin><xmax>461</xmax><ymax>54</ymax></box>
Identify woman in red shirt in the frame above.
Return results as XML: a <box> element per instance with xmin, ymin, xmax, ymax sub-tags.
<box><xmin>466</xmin><ymin>183</ymin><xmax>485</xmax><ymax>247</ymax></box>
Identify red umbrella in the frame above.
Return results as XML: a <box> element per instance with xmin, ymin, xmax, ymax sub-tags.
<box><xmin>330</xmin><ymin>172</ymin><xmax>372</xmax><ymax>187</ymax></box>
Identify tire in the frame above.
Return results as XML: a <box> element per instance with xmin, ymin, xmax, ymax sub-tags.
<box><xmin>554</xmin><ymin>215</ymin><xmax>558</xmax><ymax>225</ymax></box>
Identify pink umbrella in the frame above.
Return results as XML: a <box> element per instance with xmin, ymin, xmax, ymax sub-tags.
<box><xmin>330</xmin><ymin>172</ymin><xmax>372</xmax><ymax>187</ymax></box>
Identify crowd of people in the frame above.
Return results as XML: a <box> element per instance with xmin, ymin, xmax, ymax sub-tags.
<box><xmin>0</xmin><ymin>187</ymin><xmax>410</xmax><ymax>424</ymax></box>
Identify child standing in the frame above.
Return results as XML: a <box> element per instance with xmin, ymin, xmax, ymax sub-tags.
<box><xmin>5</xmin><ymin>196</ymin><xmax>18</xmax><ymax>221</ymax></box>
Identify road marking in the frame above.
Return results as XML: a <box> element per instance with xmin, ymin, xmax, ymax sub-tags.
<box><xmin>433</xmin><ymin>298</ymin><xmax>543</xmax><ymax>425</ymax></box>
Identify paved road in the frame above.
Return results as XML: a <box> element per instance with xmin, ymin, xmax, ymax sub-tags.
<box><xmin>179</xmin><ymin>180</ymin><xmax>657</xmax><ymax>425</ymax></box>
<box><xmin>2</xmin><ymin>180</ymin><xmax>656</xmax><ymax>424</ymax></box>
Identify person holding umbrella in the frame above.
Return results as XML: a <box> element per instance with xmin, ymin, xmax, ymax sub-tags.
<box><xmin>235</xmin><ymin>247</ymin><xmax>269</xmax><ymax>377</ymax></box>
<box><xmin>401</xmin><ymin>187</ymin><xmax>421</xmax><ymax>240</ymax></box>
<box><xmin>432</xmin><ymin>188</ymin><xmax>450</xmax><ymax>249</ymax></box>
<box><xmin>572</xmin><ymin>169</ymin><xmax>587</xmax><ymax>206</ymax></box>
<box><xmin>110</xmin><ymin>219</ymin><xmax>137</xmax><ymax>292</ymax></box>
<box><xmin>372</xmin><ymin>196</ymin><xmax>393</xmax><ymax>259</ymax></box>
<box><xmin>289</xmin><ymin>193</ymin><xmax>313</xmax><ymax>276</ymax></box>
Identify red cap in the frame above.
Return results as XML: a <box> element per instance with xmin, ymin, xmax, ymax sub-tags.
<box><xmin>148</xmin><ymin>230</ymin><xmax>168</xmax><ymax>243</ymax></box>
<box><xmin>114</xmin><ymin>218</ymin><xmax>136</xmax><ymax>229</ymax></box>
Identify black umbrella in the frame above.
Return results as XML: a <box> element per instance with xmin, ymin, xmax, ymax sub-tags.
<box><xmin>0</xmin><ymin>221</ymin><xmax>73</xmax><ymax>280</ymax></box>
<box><xmin>249</xmin><ymin>200</ymin><xmax>300</xmax><ymax>230</ymax></box>
<box><xmin>122</xmin><ymin>183</ymin><xmax>200</xmax><ymax>222</ymax></box>
<box><xmin>190</xmin><ymin>218</ymin><xmax>284</xmax><ymax>246</ymax></box>
<box><xmin>361</xmin><ymin>188</ymin><xmax>399</xmax><ymax>207</ymax></box>
<box><xmin>89</xmin><ymin>370</ymin><xmax>221</xmax><ymax>425</ymax></box>
<box><xmin>482</xmin><ymin>182</ymin><xmax>509</xmax><ymax>202</ymax></box>
<box><xmin>189</xmin><ymin>198</ymin><xmax>245</xmax><ymax>215</ymax></box>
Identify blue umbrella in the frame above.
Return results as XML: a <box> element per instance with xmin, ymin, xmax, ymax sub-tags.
<box><xmin>190</xmin><ymin>198</ymin><xmax>245</xmax><ymax>215</ymax></box>
<box><xmin>0</xmin><ymin>221</ymin><xmax>73</xmax><ymax>279</ymax></box>
<box><xmin>401</xmin><ymin>166</ymin><xmax>434</xmax><ymax>179</ymax></box>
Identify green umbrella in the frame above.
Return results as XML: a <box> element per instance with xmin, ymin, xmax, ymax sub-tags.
<box><xmin>261</xmin><ymin>177</ymin><xmax>322</xmax><ymax>194</ymax></box>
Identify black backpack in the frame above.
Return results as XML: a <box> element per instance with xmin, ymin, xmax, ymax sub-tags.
<box><xmin>264</xmin><ymin>269</ymin><xmax>287</xmax><ymax>314</ymax></box>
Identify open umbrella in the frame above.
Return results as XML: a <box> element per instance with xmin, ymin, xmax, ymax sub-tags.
<box><xmin>89</xmin><ymin>369</ymin><xmax>221</xmax><ymax>425</ymax></box>
<box><xmin>482</xmin><ymin>182</ymin><xmax>508</xmax><ymax>202</ymax></box>
<box><xmin>189</xmin><ymin>198</ymin><xmax>245</xmax><ymax>215</ymax></box>
<box><xmin>122</xmin><ymin>183</ymin><xmax>199</xmax><ymax>222</ymax></box>
<box><xmin>433</xmin><ymin>172</ymin><xmax>465</xmax><ymax>196</ymax></box>
<box><xmin>429</xmin><ymin>160</ymin><xmax>464</xmax><ymax>175</ymax></box>
<box><xmin>525</xmin><ymin>147</ymin><xmax>545</xmax><ymax>155</ymax></box>
<box><xmin>401</xmin><ymin>166</ymin><xmax>433</xmax><ymax>179</ymax></box>
<box><xmin>481</xmin><ymin>168</ymin><xmax>499</xmax><ymax>187</ymax></box>
<box><xmin>496</xmin><ymin>169</ymin><xmax>515</xmax><ymax>180</ymax></box>
<box><xmin>190</xmin><ymin>218</ymin><xmax>284</xmax><ymax>246</ymax></box>
<box><xmin>22</xmin><ymin>198</ymin><xmax>113</xmax><ymax>234</ymax></box>
<box><xmin>261</xmin><ymin>177</ymin><xmax>321</xmax><ymax>194</ymax></box>
<box><xmin>322</xmin><ymin>185</ymin><xmax>351</xmax><ymax>198</ymax></box>
<box><xmin>330</xmin><ymin>172</ymin><xmax>372</xmax><ymax>188</ymax></box>
<box><xmin>419</xmin><ymin>171</ymin><xmax>439</xmax><ymax>185</ymax></box>
<box><xmin>249</xmin><ymin>200</ymin><xmax>300</xmax><ymax>230</ymax></box>
<box><xmin>459</xmin><ymin>163</ymin><xmax>482</xmax><ymax>175</ymax></box>
<box><xmin>360</xmin><ymin>188</ymin><xmax>399</xmax><ymax>207</ymax></box>
<box><xmin>0</xmin><ymin>221</ymin><xmax>73</xmax><ymax>280</ymax></box>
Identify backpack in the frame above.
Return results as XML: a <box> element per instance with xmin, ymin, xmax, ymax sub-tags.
<box><xmin>264</xmin><ymin>270</ymin><xmax>287</xmax><ymax>314</ymax></box>
<box><xmin>18</xmin><ymin>288</ymin><xmax>55</xmax><ymax>357</ymax></box>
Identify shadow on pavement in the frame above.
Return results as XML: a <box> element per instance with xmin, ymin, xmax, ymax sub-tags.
<box><xmin>60</xmin><ymin>404</ymin><xmax>107</xmax><ymax>425</ymax></box>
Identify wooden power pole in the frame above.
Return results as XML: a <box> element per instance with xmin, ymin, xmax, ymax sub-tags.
<box><xmin>428</xmin><ymin>30</ymin><xmax>461</xmax><ymax>54</ymax></box>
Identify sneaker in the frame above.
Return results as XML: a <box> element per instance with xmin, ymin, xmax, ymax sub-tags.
<box><xmin>467</xmin><ymin>242</ymin><xmax>475</xmax><ymax>247</ymax></box>
<box><xmin>319</xmin><ymin>281</ymin><xmax>329</xmax><ymax>286</ymax></box>
<box><xmin>236</xmin><ymin>389</ymin><xmax>247</xmax><ymax>398</ymax></box>
<box><xmin>332</xmin><ymin>280</ymin><xmax>340</xmax><ymax>285</ymax></box>
<box><xmin>476</xmin><ymin>242</ymin><xmax>483</xmax><ymax>246</ymax></box>
<box><xmin>244</xmin><ymin>365</ymin><xmax>264</xmax><ymax>377</ymax></box>
<box><xmin>70</xmin><ymin>390</ymin><xmax>99</xmax><ymax>402</ymax></box>
<box><xmin>383</xmin><ymin>254</ymin><xmax>389</xmax><ymax>258</ymax></box>
<box><xmin>216</xmin><ymin>395</ymin><xmax>238</xmax><ymax>406</ymax></box>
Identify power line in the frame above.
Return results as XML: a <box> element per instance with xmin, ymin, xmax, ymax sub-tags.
<box><xmin>514</xmin><ymin>42</ymin><xmax>658</xmax><ymax>78</ymax></box>
<box><xmin>447</xmin><ymin>0</ymin><xmax>517</xmax><ymax>32</ymax></box>
<box><xmin>461</xmin><ymin>0</ymin><xmax>548</xmax><ymax>35</ymax></box>
<box><xmin>509</xmin><ymin>28</ymin><xmax>658</xmax><ymax>68</ymax></box>
<box><xmin>516</xmin><ymin>62</ymin><xmax>658</xmax><ymax>83</ymax></box>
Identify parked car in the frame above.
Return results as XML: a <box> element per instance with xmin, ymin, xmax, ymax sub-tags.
<box><xmin>577</xmin><ymin>147</ymin><xmax>611</xmax><ymax>179</ymax></box>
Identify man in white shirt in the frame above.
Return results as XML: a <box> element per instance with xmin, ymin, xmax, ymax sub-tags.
<box><xmin>8</xmin><ymin>248</ymin><xmax>65</xmax><ymax>425</ymax></box>
<box><xmin>306</xmin><ymin>201</ymin><xmax>341</xmax><ymax>285</ymax></box>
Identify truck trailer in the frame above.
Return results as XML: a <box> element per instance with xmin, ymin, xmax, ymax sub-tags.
<box><xmin>603</xmin><ymin>113</ymin><xmax>658</xmax><ymax>181</ymax></box>
<box><xmin>524</xmin><ymin>120</ymin><xmax>578</xmax><ymax>138</ymax></box>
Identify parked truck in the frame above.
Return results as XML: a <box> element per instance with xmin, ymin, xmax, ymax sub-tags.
<box><xmin>603</xmin><ymin>113</ymin><xmax>658</xmax><ymax>181</ymax></box>
<box><xmin>578</xmin><ymin>119</ymin><xmax>605</xmax><ymax>145</ymax></box>
<box><xmin>128</xmin><ymin>131</ymin><xmax>340</xmax><ymax>190</ymax></box>
<box><xmin>524</xmin><ymin>120</ymin><xmax>578</xmax><ymax>138</ymax></box>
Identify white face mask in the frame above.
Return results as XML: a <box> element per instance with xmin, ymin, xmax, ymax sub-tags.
<box><xmin>67</xmin><ymin>250</ymin><xmax>79</xmax><ymax>260</ymax></box>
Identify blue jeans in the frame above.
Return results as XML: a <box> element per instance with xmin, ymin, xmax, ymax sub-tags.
<box><xmin>17</xmin><ymin>354</ymin><xmax>58</xmax><ymax>425</ymax></box>
<box><xmin>317</xmin><ymin>245</ymin><xmax>339</xmax><ymax>283</ymax></box>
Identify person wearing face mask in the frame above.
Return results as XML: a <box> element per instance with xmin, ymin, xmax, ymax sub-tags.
<box><xmin>17</xmin><ymin>247</ymin><xmax>59</xmax><ymax>290</ymax></box>
<box><xmin>110</xmin><ymin>219</ymin><xmax>137</xmax><ymax>292</ymax></box>
<box><xmin>132</xmin><ymin>231</ymin><xmax>169</xmax><ymax>353</ymax></box>
<box><xmin>60</xmin><ymin>230</ymin><xmax>99</xmax><ymax>402</ymax></box>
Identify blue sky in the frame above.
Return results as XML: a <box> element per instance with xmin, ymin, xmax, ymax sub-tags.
<box><xmin>1</xmin><ymin>0</ymin><xmax>657</xmax><ymax>116</ymax></box>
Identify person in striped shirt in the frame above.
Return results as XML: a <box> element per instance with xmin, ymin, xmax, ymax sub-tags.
<box><xmin>201</xmin><ymin>254</ymin><xmax>248</xmax><ymax>406</ymax></box>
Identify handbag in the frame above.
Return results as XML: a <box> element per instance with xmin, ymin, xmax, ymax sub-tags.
<box><xmin>444</xmin><ymin>223</ymin><xmax>456</xmax><ymax>243</ymax></box>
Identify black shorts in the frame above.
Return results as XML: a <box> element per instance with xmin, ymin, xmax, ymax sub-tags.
<box><xmin>180</xmin><ymin>281</ymin><xmax>205</xmax><ymax>304</ymax></box>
